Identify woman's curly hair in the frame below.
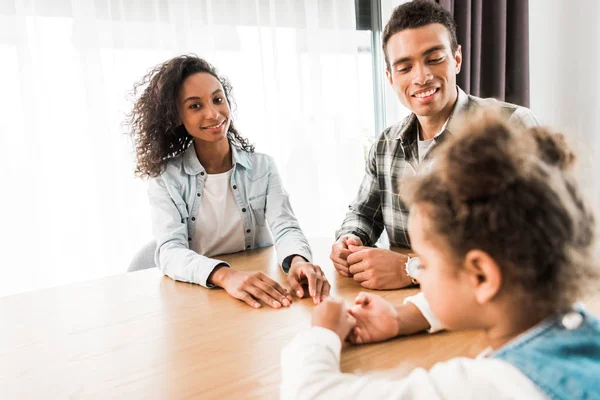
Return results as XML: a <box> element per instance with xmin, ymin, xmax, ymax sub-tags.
<box><xmin>125</xmin><ymin>55</ymin><xmax>254</xmax><ymax>178</ymax></box>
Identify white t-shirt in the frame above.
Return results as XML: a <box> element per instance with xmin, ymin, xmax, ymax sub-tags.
<box><xmin>190</xmin><ymin>167</ymin><xmax>245</xmax><ymax>257</ymax></box>
<box><xmin>416</xmin><ymin>118</ymin><xmax>449</xmax><ymax>163</ymax></box>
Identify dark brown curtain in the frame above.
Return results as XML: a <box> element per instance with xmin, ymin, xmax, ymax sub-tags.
<box><xmin>435</xmin><ymin>0</ymin><xmax>530</xmax><ymax>107</ymax></box>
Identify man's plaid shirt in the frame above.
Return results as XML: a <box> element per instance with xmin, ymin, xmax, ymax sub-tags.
<box><xmin>336</xmin><ymin>88</ymin><xmax>540</xmax><ymax>248</ymax></box>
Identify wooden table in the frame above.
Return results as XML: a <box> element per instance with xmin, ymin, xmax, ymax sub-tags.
<box><xmin>1</xmin><ymin>239</ymin><xmax>598</xmax><ymax>399</ymax></box>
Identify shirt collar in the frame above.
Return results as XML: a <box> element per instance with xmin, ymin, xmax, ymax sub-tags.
<box><xmin>182</xmin><ymin>141</ymin><xmax>252</xmax><ymax>176</ymax></box>
<box><xmin>397</xmin><ymin>86</ymin><xmax>468</xmax><ymax>142</ymax></box>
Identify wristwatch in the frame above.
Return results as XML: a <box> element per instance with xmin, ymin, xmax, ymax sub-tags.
<box><xmin>405</xmin><ymin>255</ymin><xmax>420</xmax><ymax>285</ymax></box>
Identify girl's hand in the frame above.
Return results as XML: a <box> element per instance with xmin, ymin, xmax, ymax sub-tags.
<box><xmin>311</xmin><ymin>298</ymin><xmax>356</xmax><ymax>342</ymax></box>
<box><xmin>347</xmin><ymin>292</ymin><xmax>400</xmax><ymax>344</ymax></box>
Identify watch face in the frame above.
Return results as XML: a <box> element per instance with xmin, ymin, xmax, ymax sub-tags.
<box><xmin>406</xmin><ymin>256</ymin><xmax>421</xmax><ymax>279</ymax></box>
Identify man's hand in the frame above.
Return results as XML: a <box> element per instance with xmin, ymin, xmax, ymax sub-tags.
<box><xmin>348</xmin><ymin>292</ymin><xmax>432</xmax><ymax>344</ymax></box>
<box><xmin>312</xmin><ymin>298</ymin><xmax>356</xmax><ymax>343</ymax></box>
<box><xmin>209</xmin><ymin>267</ymin><xmax>292</xmax><ymax>309</ymax></box>
<box><xmin>288</xmin><ymin>256</ymin><xmax>330</xmax><ymax>304</ymax></box>
<box><xmin>347</xmin><ymin>245</ymin><xmax>412</xmax><ymax>289</ymax></box>
<box><xmin>330</xmin><ymin>235</ymin><xmax>363</xmax><ymax>277</ymax></box>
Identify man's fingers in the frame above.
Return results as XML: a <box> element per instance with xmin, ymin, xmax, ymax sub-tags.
<box><xmin>348</xmin><ymin>260</ymin><xmax>368</xmax><ymax>275</ymax></box>
<box><xmin>348</xmin><ymin>244</ymin><xmax>369</xmax><ymax>253</ymax></box>
<box><xmin>333</xmin><ymin>262</ymin><xmax>350</xmax><ymax>277</ymax></box>
<box><xmin>352</xmin><ymin>271</ymin><xmax>369</xmax><ymax>283</ymax></box>
<box><xmin>331</xmin><ymin>248</ymin><xmax>351</xmax><ymax>265</ymax></box>
<box><xmin>347</xmin><ymin>250</ymin><xmax>368</xmax><ymax>266</ymax></box>
<box><xmin>346</xmin><ymin>237</ymin><xmax>363</xmax><ymax>247</ymax></box>
<box><xmin>360</xmin><ymin>280</ymin><xmax>377</xmax><ymax>290</ymax></box>
<box><xmin>333</xmin><ymin>264</ymin><xmax>350</xmax><ymax>278</ymax></box>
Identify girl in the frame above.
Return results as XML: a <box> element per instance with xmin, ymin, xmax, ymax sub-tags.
<box><xmin>127</xmin><ymin>55</ymin><xmax>329</xmax><ymax>309</ymax></box>
<box><xmin>281</xmin><ymin>113</ymin><xmax>599</xmax><ymax>399</ymax></box>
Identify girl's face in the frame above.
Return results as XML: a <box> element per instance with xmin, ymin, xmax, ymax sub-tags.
<box><xmin>408</xmin><ymin>203</ymin><xmax>484</xmax><ymax>331</ymax></box>
<box><xmin>177</xmin><ymin>72</ymin><xmax>231</xmax><ymax>144</ymax></box>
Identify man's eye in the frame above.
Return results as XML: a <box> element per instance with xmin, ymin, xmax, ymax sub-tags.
<box><xmin>397</xmin><ymin>66</ymin><xmax>410</xmax><ymax>73</ymax></box>
<box><xmin>429</xmin><ymin>57</ymin><xmax>444</xmax><ymax>64</ymax></box>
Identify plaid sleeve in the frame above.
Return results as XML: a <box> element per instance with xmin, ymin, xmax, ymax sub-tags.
<box><xmin>335</xmin><ymin>141</ymin><xmax>385</xmax><ymax>246</ymax></box>
<box><xmin>509</xmin><ymin>106</ymin><xmax>540</xmax><ymax>129</ymax></box>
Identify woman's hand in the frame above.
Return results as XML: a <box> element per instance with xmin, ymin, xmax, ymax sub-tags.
<box><xmin>209</xmin><ymin>266</ymin><xmax>292</xmax><ymax>309</ymax></box>
<box><xmin>311</xmin><ymin>298</ymin><xmax>356</xmax><ymax>342</ymax></box>
<box><xmin>288</xmin><ymin>256</ymin><xmax>331</xmax><ymax>304</ymax></box>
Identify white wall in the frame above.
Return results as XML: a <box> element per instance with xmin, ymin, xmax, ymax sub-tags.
<box><xmin>529</xmin><ymin>0</ymin><xmax>600</xmax><ymax>217</ymax></box>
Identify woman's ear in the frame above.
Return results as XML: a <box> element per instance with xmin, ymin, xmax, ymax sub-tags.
<box><xmin>463</xmin><ymin>250</ymin><xmax>502</xmax><ymax>305</ymax></box>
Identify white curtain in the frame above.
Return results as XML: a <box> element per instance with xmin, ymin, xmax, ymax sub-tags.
<box><xmin>0</xmin><ymin>0</ymin><xmax>375</xmax><ymax>296</ymax></box>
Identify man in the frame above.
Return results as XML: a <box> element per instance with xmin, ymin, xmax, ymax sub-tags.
<box><xmin>331</xmin><ymin>1</ymin><xmax>538</xmax><ymax>293</ymax></box>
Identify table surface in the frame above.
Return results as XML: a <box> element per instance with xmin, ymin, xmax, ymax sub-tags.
<box><xmin>1</xmin><ymin>238</ymin><xmax>598</xmax><ymax>399</ymax></box>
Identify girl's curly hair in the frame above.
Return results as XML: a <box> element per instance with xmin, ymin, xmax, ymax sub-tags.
<box><xmin>406</xmin><ymin>112</ymin><xmax>598</xmax><ymax>315</ymax></box>
<box><xmin>125</xmin><ymin>55</ymin><xmax>254</xmax><ymax>178</ymax></box>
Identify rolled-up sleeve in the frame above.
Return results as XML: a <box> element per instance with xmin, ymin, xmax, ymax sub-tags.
<box><xmin>148</xmin><ymin>176</ymin><xmax>228</xmax><ymax>288</ymax></box>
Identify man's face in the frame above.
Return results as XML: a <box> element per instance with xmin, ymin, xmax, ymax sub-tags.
<box><xmin>385</xmin><ymin>23</ymin><xmax>462</xmax><ymax>117</ymax></box>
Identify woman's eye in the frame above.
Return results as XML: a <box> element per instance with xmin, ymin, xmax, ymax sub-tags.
<box><xmin>214</xmin><ymin>97</ymin><xmax>224</xmax><ymax>104</ymax></box>
<box><xmin>189</xmin><ymin>103</ymin><xmax>201</xmax><ymax>109</ymax></box>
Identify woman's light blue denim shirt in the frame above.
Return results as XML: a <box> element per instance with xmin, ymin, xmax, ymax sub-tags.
<box><xmin>148</xmin><ymin>144</ymin><xmax>312</xmax><ymax>288</ymax></box>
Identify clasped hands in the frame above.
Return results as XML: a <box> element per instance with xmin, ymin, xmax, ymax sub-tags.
<box><xmin>330</xmin><ymin>234</ymin><xmax>413</xmax><ymax>289</ymax></box>
<box><xmin>312</xmin><ymin>293</ymin><xmax>404</xmax><ymax>345</ymax></box>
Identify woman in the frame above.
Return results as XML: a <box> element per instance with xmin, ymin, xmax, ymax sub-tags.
<box><xmin>281</xmin><ymin>113</ymin><xmax>600</xmax><ymax>398</ymax></box>
<box><xmin>127</xmin><ymin>55</ymin><xmax>329</xmax><ymax>309</ymax></box>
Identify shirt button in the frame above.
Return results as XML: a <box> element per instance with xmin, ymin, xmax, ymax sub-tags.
<box><xmin>200</xmin><ymin>172</ymin><xmax>205</xmax><ymax>176</ymax></box>
<box><xmin>242</xmin><ymin>208</ymin><xmax>246</xmax><ymax>212</ymax></box>
<box><xmin>562</xmin><ymin>312</ymin><xmax>583</xmax><ymax>330</ymax></box>
<box><xmin>191</xmin><ymin>217</ymin><xmax>196</xmax><ymax>221</ymax></box>
<box><xmin>246</xmin><ymin>229</ymin><xmax>251</xmax><ymax>233</ymax></box>
<box><xmin>246</xmin><ymin>245</ymin><xmax>251</xmax><ymax>249</ymax></box>
<box><xmin>197</xmin><ymin>193</ymin><xmax>201</xmax><ymax>197</ymax></box>
<box><xmin>233</xmin><ymin>185</ymin><xmax>237</xmax><ymax>189</ymax></box>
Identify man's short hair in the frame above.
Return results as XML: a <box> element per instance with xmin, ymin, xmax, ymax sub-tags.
<box><xmin>382</xmin><ymin>0</ymin><xmax>458</xmax><ymax>70</ymax></box>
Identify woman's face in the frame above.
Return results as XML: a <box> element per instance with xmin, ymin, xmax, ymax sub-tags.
<box><xmin>177</xmin><ymin>72</ymin><xmax>231</xmax><ymax>144</ymax></box>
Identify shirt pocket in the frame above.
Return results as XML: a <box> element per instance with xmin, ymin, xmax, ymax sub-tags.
<box><xmin>249</xmin><ymin>195</ymin><xmax>266</xmax><ymax>225</ymax></box>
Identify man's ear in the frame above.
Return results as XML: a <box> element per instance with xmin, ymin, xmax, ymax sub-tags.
<box><xmin>385</xmin><ymin>67</ymin><xmax>393</xmax><ymax>86</ymax></box>
<box><xmin>463</xmin><ymin>249</ymin><xmax>501</xmax><ymax>305</ymax></box>
<box><xmin>454</xmin><ymin>44</ymin><xmax>462</xmax><ymax>75</ymax></box>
